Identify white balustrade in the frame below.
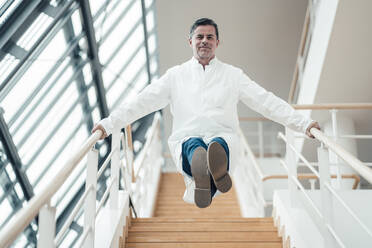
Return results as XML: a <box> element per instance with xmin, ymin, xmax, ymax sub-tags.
<box><xmin>0</xmin><ymin>113</ymin><xmax>163</xmax><ymax>247</ymax></box>
<box><xmin>37</xmin><ymin>201</ymin><xmax>56</xmax><ymax>248</ymax></box>
<box><xmin>318</xmin><ymin>146</ymin><xmax>337</xmax><ymax>247</ymax></box>
<box><xmin>285</xmin><ymin>128</ymin><xmax>299</xmax><ymax>207</ymax></box>
<box><xmin>83</xmin><ymin>148</ymin><xmax>98</xmax><ymax>248</ymax></box>
<box><xmin>110</xmin><ymin>128</ymin><xmax>120</xmax><ymax>210</ymax></box>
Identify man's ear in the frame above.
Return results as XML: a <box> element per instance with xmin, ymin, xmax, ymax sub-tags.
<box><xmin>216</xmin><ymin>39</ymin><xmax>220</xmax><ymax>47</ymax></box>
<box><xmin>188</xmin><ymin>38</ymin><xmax>192</xmax><ymax>47</ymax></box>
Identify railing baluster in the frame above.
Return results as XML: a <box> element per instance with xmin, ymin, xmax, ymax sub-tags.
<box><xmin>330</xmin><ymin>109</ymin><xmax>342</xmax><ymax>189</ymax></box>
<box><xmin>318</xmin><ymin>145</ymin><xmax>337</xmax><ymax>247</ymax></box>
<box><xmin>110</xmin><ymin>128</ymin><xmax>120</xmax><ymax>209</ymax></box>
<box><xmin>285</xmin><ymin>127</ymin><xmax>299</xmax><ymax>207</ymax></box>
<box><xmin>37</xmin><ymin>201</ymin><xmax>56</xmax><ymax>248</ymax></box>
<box><xmin>258</xmin><ymin>121</ymin><xmax>264</xmax><ymax>159</ymax></box>
<box><xmin>83</xmin><ymin>148</ymin><xmax>98</xmax><ymax>248</ymax></box>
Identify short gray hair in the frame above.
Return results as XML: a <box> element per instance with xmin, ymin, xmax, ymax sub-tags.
<box><xmin>189</xmin><ymin>18</ymin><xmax>219</xmax><ymax>40</ymax></box>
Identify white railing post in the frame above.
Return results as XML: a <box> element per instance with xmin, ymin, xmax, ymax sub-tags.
<box><xmin>309</xmin><ymin>179</ymin><xmax>316</xmax><ymax>190</ymax></box>
<box><xmin>317</xmin><ymin>145</ymin><xmax>337</xmax><ymax>247</ymax></box>
<box><xmin>258</xmin><ymin>121</ymin><xmax>264</xmax><ymax>159</ymax></box>
<box><xmin>83</xmin><ymin>148</ymin><xmax>98</xmax><ymax>248</ymax></box>
<box><xmin>37</xmin><ymin>201</ymin><xmax>56</xmax><ymax>248</ymax></box>
<box><xmin>330</xmin><ymin>109</ymin><xmax>341</xmax><ymax>189</ymax></box>
<box><xmin>285</xmin><ymin>127</ymin><xmax>299</xmax><ymax>207</ymax></box>
<box><xmin>110</xmin><ymin>128</ymin><xmax>120</xmax><ymax>209</ymax></box>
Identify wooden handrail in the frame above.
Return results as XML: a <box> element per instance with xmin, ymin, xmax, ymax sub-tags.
<box><xmin>293</xmin><ymin>103</ymin><xmax>372</xmax><ymax>110</ymax></box>
<box><xmin>310</xmin><ymin>128</ymin><xmax>372</xmax><ymax>184</ymax></box>
<box><xmin>262</xmin><ymin>173</ymin><xmax>360</xmax><ymax>190</ymax></box>
<box><xmin>239</xmin><ymin>103</ymin><xmax>372</xmax><ymax>123</ymax></box>
<box><xmin>288</xmin><ymin>0</ymin><xmax>312</xmax><ymax>103</ymax></box>
<box><xmin>125</xmin><ymin>125</ymin><xmax>135</xmax><ymax>183</ymax></box>
<box><xmin>0</xmin><ymin>130</ymin><xmax>103</xmax><ymax>248</ymax></box>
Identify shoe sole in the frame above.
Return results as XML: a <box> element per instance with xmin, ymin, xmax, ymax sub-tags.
<box><xmin>191</xmin><ymin>147</ymin><xmax>211</xmax><ymax>208</ymax></box>
<box><xmin>207</xmin><ymin>141</ymin><xmax>232</xmax><ymax>193</ymax></box>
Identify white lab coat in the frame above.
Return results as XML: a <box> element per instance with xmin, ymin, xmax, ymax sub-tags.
<box><xmin>99</xmin><ymin>57</ymin><xmax>313</xmax><ymax>204</ymax></box>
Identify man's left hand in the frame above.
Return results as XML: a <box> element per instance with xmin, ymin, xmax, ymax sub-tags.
<box><xmin>306</xmin><ymin>121</ymin><xmax>320</xmax><ymax>139</ymax></box>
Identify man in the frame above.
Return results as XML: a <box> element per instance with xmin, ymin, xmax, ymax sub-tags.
<box><xmin>92</xmin><ymin>18</ymin><xmax>320</xmax><ymax>208</ymax></box>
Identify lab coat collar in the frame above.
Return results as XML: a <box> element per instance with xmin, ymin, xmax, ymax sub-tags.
<box><xmin>190</xmin><ymin>56</ymin><xmax>219</xmax><ymax>68</ymax></box>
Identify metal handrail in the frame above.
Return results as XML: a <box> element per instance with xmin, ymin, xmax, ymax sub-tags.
<box><xmin>262</xmin><ymin>173</ymin><xmax>360</xmax><ymax>190</ymax></box>
<box><xmin>324</xmin><ymin>182</ymin><xmax>372</xmax><ymax>238</ymax></box>
<box><xmin>278</xmin><ymin>132</ymin><xmax>320</xmax><ymax>178</ymax></box>
<box><xmin>239</xmin><ymin>103</ymin><xmax>372</xmax><ymax>122</ymax></box>
<box><xmin>0</xmin><ymin>111</ymin><xmax>163</xmax><ymax>246</ymax></box>
<box><xmin>133</xmin><ymin>114</ymin><xmax>161</xmax><ymax>180</ymax></box>
<box><xmin>295</xmin><ymin>133</ymin><xmax>372</xmax><ymax>140</ymax></box>
<box><xmin>0</xmin><ymin>130</ymin><xmax>102</xmax><ymax>247</ymax></box>
<box><xmin>310</xmin><ymin>128</ymin><xmax>372</xmax><ymax>184</ymax></box>
<box><xmin>96</xmin><ymin>178</ymin><xmax>116</xmax><ymax>216</ymax></box>
<box><xmin>239</xmin><ymin>129</ymin><xmax>266</xmax><ymax>206</ymax></box>
<box><xmin>239</xmin><ymin>128</ymin><xmax>264</xmax><ymax>179</ymax></box>
<box><xmin>279</xmin><ymin>159</ymin><xmax>346</xmax><ymax>248</ymax></box>
<box><xmin>55</xmin><ymin>185</ymin><xmax>94</xmax><ymax>245</ymax></box>
<box><xmin>97</xmin><ymin>148</ymin><xmax>116</xmax><ymax>179</ymax></box>
<box><xmin>279</xmin><ymin>128</ymin><xmax>372</xmax><ymax>245</ymax></box>
<box><xmin>293</xmin><ymin>103</ymin><xmax>372</xmax><ymax>110</ymax></box>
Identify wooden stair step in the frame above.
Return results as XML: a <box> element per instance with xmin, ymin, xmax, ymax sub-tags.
<box><xmin>129</xmin><ymin>222</ymin><xmax>277</xmax><ymax>232</ymax></box>
<box><xmin>132</xmin><ymin>218</ymin><xmax>274</xmax><ymax>223</ymax></box>
<box><xmin>127</xmin><ymin>231</ymin><xmax>282</xmax><ymax>243</ymax></box>
<box><xmin>120</xmin><ymin>173</ymin><xmax>282</xmax><ymax>248</ymax></box>
<box><xmin>126</xmin><ymin>242</ymin><xmax>282</xmax><ymax>248</ymax></box>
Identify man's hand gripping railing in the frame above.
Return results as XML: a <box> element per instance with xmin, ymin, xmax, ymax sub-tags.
<box><xmin>309</xmin><ymin>127</ymin><xmax>372</xmax><ymax>184</ymax></box>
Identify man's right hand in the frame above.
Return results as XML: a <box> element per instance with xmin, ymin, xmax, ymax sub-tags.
<box><xmin>92</xmin><ymin>124</ymin><xmax>107</xmax><ymax>140</ymax></box>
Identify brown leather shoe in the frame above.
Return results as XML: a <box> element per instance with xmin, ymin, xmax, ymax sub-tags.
<box><xmin>191</xmin><ymin>147</ymin><xmax>211</xmax><ymax>208</ymax></box>
<box><xmin>207</xmin><ymin>141</ymin><xmax>232</xmax><ymax>193</ymax></box>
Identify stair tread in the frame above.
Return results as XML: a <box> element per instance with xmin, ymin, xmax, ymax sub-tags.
<box><xmin>121</xmin><ymin>173</ymin><xmax>281</xmax><ymax>248</ymax></box>
<box><xmin>126</xmin><ymin>243</ymin><xmax>282</xmax><ymax>248</ymax></box>
<box><xmin>132</xmin><ymin>218</ymin><xmax>274</xmax><ymax>222</ymax></box>
<box><xmin>130</xmin><ymin>222</ymin><xmax>277</xmax><ymax>231</ymax></box>
<box><xmin>127</xmin><ymin>231</ymin><xmax>281</xmax><ymax>242</ymax></box>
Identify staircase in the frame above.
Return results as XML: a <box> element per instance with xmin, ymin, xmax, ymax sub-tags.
<box><xmin>121</xmin><ymin>173</ymin><xmax>282</xmax><ymax>248</ymax></box>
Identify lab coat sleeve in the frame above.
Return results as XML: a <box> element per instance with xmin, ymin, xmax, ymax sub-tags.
<box><xmin>237</xmin><ymin>70</ymin><xmax>313</xmax><ymax>133</ymax></box>
<box><xmin>98</xmin><ymin>69</ymin><xmax>173</xmax><ymax>136</ymax></box>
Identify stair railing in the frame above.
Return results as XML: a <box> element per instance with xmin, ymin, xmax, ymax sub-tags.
<box><xmin>126</xmin><ymin>113</ymin><xmax>163</xmax><ymax>217</ymax></box>
<box><xmin>277</xmin><ymin>103</ymin><xmax>372</xmax><ymax>247</ymax></box>
<box><xmin>239</xmin><ymin>128</ymin><xmax>266</xmax><ymax>211</ymax></box>
<box><xmin>0</xmin><ymin>112</ymin><xmax>163</xmax><ymax>247</ymax></box>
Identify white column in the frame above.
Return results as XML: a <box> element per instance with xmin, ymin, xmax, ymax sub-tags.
<box><xmin>37</xmin><ymin>202</ymin><xmax>56</xmax><ymax>248</ymax></box>
<box><xmin>83</xmin><ymin>148</ymin><xmax>98</xmax><ymax>248</ymax></box>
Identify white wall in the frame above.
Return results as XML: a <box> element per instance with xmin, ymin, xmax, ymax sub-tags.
<box><xmin>301</xmin><ymin>0</ymin><xmax>372</xmax><ymax>164</ymax></box>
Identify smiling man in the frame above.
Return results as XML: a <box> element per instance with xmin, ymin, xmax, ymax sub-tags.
<box><xmin>190</xmin><ymin>24</ymin><xmax>219</xmax><ymax>67</ymax></box>
<box><xmin>93</xmin><ymin>18</ymin><xmax>320</xmax><ymax>208</ymax></box>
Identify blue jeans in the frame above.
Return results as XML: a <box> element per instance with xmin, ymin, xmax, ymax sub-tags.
<box><xmin>182</xmin><ymin>137</ymin><xmax>230</xmax><ymax>197</ymax></box>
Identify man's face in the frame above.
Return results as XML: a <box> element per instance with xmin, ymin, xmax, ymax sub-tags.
<box><xmin>189</xmin><ymin>25</ymin><xmax>219</xmax><ymax>63</ymax></box>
